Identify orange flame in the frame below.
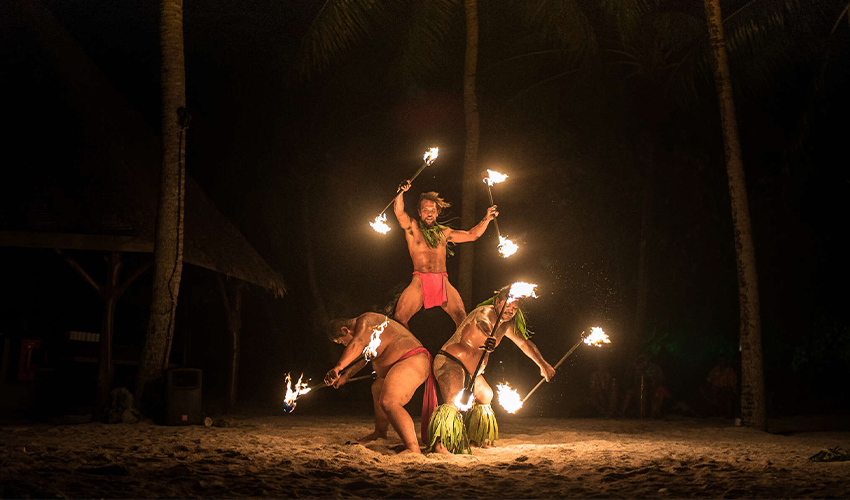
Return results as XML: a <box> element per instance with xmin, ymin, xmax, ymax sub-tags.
<box><xmin>283</xmin><ymin>372</ymin><xmax>311</xmax><ymax>412</ymax></box>
<box><xmin>496</xmin><ymin>382</ymin><xmax>523</xmax><ymax>413</ymax></box>
<box><xmin>370</xmin><ymin>213</ymin><xmax>391</xmax><ymax>234</ymax></box>
<box><xmin>583</xmin><ymin>327</ymin><xmax>610</xmax><ymax>347</ymax></box>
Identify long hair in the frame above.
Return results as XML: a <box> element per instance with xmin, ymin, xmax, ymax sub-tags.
<box><xmin>418</xmin><ymin>191</ymin><xmax>451</xmax><ymax>214</ymax></box>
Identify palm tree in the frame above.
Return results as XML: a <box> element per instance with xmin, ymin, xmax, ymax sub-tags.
<box><xmin>703</xmin><ymin>0</ymin><xmax>765</xmax><ymax>430</ymax></box>
<box><xmin>135</xmin><ymin>0</ymin><xmax>188</xmax><ymax>409</ymax></box>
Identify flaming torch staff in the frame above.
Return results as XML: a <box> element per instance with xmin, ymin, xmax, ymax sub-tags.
<box><xmin>521</xmin><ymin>327</ymin><xmax>610</xmax><ymax>404</ymax></box>
<box><xmin>370</xmin><ymin>148</ymin><xmax>439</xmax><ymax>234</ymax></box>
<box><xmin>482</xmin><ymin>170</ymin><xmax>518</xmax><ymax>258</ymax></box>
<box><xmin>455</xmin><ymin>282</ymin><xmax>538</xmax><ymax>410</ymax></box>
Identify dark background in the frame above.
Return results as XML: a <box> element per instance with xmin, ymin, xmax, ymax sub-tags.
<box><xmin>1</xmin><ymin>0</ymin><xmax>848</xmax><ymax>420</ymax></box>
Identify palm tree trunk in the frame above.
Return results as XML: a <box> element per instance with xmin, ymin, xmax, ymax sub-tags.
<box><xmin>136</xmin><ymin>0</ymin><xmax>187</xmax><ymax>409</ymax></box>
<box><xmin>458</xmin><ymin>0</ymin><xmax>480</xmax><ymax>306</ymax></box>
<box><xmin>704</xmin><ymin>0</ymin><xmax>766</xmax><ymax>430</ymax></box>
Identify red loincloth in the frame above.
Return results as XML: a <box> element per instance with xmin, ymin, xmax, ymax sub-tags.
<box><xmin>397</xmin><ymin>347</ymin><xmax>438</xmax><ymax>445</ymax></box>
<box><xmin>414</xmin><ymin>271</ymin><xmax>448</xmax><ymax>309</ymax></box>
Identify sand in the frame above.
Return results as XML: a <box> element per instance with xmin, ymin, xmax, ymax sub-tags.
<box><xmin>1</xmin><ymin>411</ymin><xmax>849</xmax><ymax>499</ymax></box>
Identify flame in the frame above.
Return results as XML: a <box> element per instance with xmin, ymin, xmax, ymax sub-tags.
<box><xmin>423</xmin><ymin>147</ymin><xmax>439</xmax><ymax>165</ymax></box>
<box><xmin>363</xmin><ymin>318</ymin><xmax>389</xmax><ymax>362</ymax></box>
<box><xmin>484</xmin><ymin>169</ymin><xmax>508</xmax><ymax>186</ymax></box>
<box><xmin>283</xmin><ymin>372</ymin><xmax>311</xmax><ymax>413</ymax></box>
<box><xmin>370</xmin><ymin>213</ymin><xmax>391</xmax><ymax>234</ymax></box>
<box><xmin>583</xmin><ymin>327</ymin><xmax>610</xmax><ymax>347</ymax></box>
<box><xmin>496</xmin><ymin>382</ymin><xmax>523</xmax><ymax>413</ymax></box>
<box><xmin>508</xmin><ymin>281</ymin><xmax>537</xmax><ymax>302</ymax></box>
<box><xmin>497</xmin><ymin>236</ymin><xmax>518</xmax><ymax>258</ymax></box>
<box><xmin>454</xmin><ymin>389</ymin><xmax>475</xmax><ymax>412</ymax></box>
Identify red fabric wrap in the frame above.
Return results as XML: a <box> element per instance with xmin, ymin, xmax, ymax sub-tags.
<box><xmin>397</xmin><ymin>346</ymin><xmax>438</xmax><ymax>444</ymax></box>
<box><xmin>414</xmin><ymin>271</ymin><xmax>448</xmax><ymax>309</ymax></box>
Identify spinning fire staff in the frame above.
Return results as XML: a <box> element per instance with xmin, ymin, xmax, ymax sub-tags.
<box><xmin>427</xmin><ymin>282</ymin><xmax>555</xmax><ymax>454</ymax></box>
<box><xmin>370</xmin><ymin>148</ymin><xmax>439</xmax><ymax>234</ymax></box>
<box><xmin>483</xmin><ymin>170</ymin><xmax>518</xmax><ymax>258</ymax></box>
<box><xmin>325</xmin><ymin>313</ymin><xmax>438</xmax><ymax>454</ymax></box>
<box><xmin>495</xmin><ymin>327</ymin><xmax>610</xmax><ymax>414</ymax></box>
<box><xmin>282</xmin><ymin>318</ymin><xmax>390</xmax><ymax>413</ymax></box>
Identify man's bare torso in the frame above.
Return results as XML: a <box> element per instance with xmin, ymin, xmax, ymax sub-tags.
<box><xmin>439</xmin><ymin>305</ymin><xmax>512</xmax><ymax>375</ymax></box>
<box><xmin>357</xmin><ymin>313</ymin><xmax>424</xmax><ymax>378</ymax></box>
<box><xmin>404</xmin><ymin>223</ymin><xmax>448</xmax><ymax>273</ymax></box>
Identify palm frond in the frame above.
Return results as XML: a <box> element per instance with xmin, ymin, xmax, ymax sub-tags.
<box><xmin>290</xmin><ymin>0</ymin><xmax>409</xmax><ymax>82</ymax></box>
<box><xmin>397</xmin><ymin>0</ymin><xmax>464</xmax><ymax>85</ymax></box>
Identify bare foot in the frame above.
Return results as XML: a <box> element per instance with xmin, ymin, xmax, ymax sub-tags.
<box><xmin>397</xmin><ymin>447</ymin><xmax>421</xmax><ymax>455</ymax></box>
<box><xmin>434</xmin><ymin>442</ymin><xmax>451</xmax><ymax>455</ymax></box>
<box><xmin>470</xmin><ymin>441</ymin><xmax>493</xmax><ymax>449</ymax></box>
<box><xmin>357</xmin><ymin>431</ymin><xmax>386</xmax><ymax>442</ymax></box>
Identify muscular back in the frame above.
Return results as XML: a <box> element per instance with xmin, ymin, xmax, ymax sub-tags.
<box><xmin>354</xmin><ymin>313</ymin><xmax>424</xmax><ymax>378</ymax></box>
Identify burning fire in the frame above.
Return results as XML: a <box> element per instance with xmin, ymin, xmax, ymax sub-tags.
<box><xmin>454</xmin><ymin>389</ymin><xmax>475</xmax><ymax>412</ymax></box>
<box><xmin>283</xmin><ymin>372</ymin><xmax>311</xmax><ymax>413</ymax></box>
<box><xmin>423</xmin><ymin>147</ymin><xmax>439</xmax><ymax>165</ymax></box>
<box><xmin>496</xmin><ymin>382</ymin><xmax>523</xmax><ymax>413</ymax></box>
<box><xmin>583</xmin><ymin>327</ymin><xmax>610</xmax><ymax>347</ymax></box>
<box><xmin>508</xmin><ymin>281</ymin><xmax>537</xmax><ymax>302</ymax></box>
<box><xmin>363</xmin><ymin>318</ymin><xmax>389</xmax><ymax>361</ymax></box>
<box><xmin>497</xmin><ymin>236</ymin><xmax>518</xmax><ymax>258</ymax></box>
<box><xmin>370</xmin><ymin>213</ymin><xmax>391</xmax><ymax>234</ymax></box>
<box><xmin>484</xmin><ymin>169</ymin><xmax>508</xmax><ymax>186</ymax></box>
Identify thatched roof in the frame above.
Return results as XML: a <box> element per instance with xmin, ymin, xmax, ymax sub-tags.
<box><xmin>1</xmin><ymin>0</ymin><xmax>286</xmax><ymax>297</ymax></box>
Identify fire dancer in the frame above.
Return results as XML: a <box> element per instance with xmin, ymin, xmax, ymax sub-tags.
<box><xmin>393</xmin><ymin>180</ymin><xmax>498</xmax><ymax>328</ymax></box>
<box><xmin>427</xmin><ymin>286</ymin><xmax>556</xmax><ymax>454</ymax></box>
<box><xmin>325</xmin><ymin>313</ymin><xmax>437</xmax><ymax>454</ymax></box>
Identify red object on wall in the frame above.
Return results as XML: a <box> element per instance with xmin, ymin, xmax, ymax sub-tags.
<box><xmin>17</xmin><ymin>340</ymin><xmax>41</xmax><ymax>382</ymax></box>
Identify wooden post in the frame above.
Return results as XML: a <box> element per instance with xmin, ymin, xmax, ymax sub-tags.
<box><xmin>219</xmin><ymin>277</ymin><xmax>243</xmax><ymax>414</ymax></box>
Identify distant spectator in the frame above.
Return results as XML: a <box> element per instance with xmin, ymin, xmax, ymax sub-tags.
<box><xmin>620</xmin><ymin>355</ymin><xmax>670</xmax><ymax>418</ymax></box>
<box><xmin>589</xmin><ymin>369</ymin><xmax>614</xmax><ymax>417</ymax></box>
<box><xmin>702</xmin><ymin>356</ymin><xmax>737</xmax><ymax>418</ymax></box>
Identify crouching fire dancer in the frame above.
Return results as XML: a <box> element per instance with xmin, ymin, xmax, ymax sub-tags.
<box><xmin>325</xmin><ymin>313</ymin><xmax>437</xmax><ymax>454</ymax></box>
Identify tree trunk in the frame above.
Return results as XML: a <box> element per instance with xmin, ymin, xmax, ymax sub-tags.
<box><xmin>704</xmin><ymin>0</ymin><xmax>766</xmax><ymax>430</ymax></box>
<box><xmin>136</xmin><ymin>0</ymin><xmax>187</xmax><ymax>409</ymax></box>
<box><xmin>633</xmin><ymin>158</ymin><xmax>652</xmax><ymax>343</ymax></box>
<box><xmin>458</xmin><ymin>0</ymin><xmax>480</xmax><ymax>307</ymax></box>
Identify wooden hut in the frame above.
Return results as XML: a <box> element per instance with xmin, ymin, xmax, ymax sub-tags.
<box><xmin>1</xmin><ymin>0</ymin><xmax>286</xmax><ymax>419</ymax></box>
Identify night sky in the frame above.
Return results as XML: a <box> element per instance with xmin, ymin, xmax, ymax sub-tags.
<box><xmin>2</xmin><ymin>0</ymin><xmax>849</xmax><ymax>419</ymax></box>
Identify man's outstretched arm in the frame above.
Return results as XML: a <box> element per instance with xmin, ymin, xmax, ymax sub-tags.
<box><xmin>394</xmin><ymin>180</ymin><xmax>413</xmax><ymax>229</ymax></box>
<box><xmin>506</xmin><ymin>329</ymin><xmax>556</xmax><ymax>381</ymax></box>
<box><xmin>446</xmin><ymin>205</ymin><xmax>498</xmax><ymax>243</ymax></box>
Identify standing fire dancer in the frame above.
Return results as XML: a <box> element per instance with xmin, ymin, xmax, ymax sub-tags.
<box><xmin>393</xmin><ymin>180</ymin><xmax>498</xmax><ymax>328</ymax></box>
<box><xmin>325</xmin><ymin>313</ymin><xmax>437</xmax><ymax>454</ymax></box>
<box><xmin>427</xmin><ymin>286</ymin><xmax>556</xmax><ymax>454</ymax></box>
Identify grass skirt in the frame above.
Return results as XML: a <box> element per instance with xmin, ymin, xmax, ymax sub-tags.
<box><xmin>464</xmin><ymin>403</ymin><xmax>499</xmax><ymax>446</ymax></box>
<box><xmin>427</xmin><ymin>404</ymin><xmax>471</xmax><ymax>454</ymax></box>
